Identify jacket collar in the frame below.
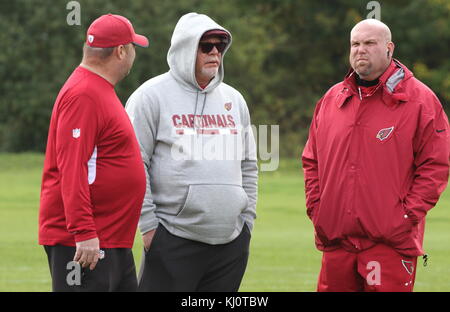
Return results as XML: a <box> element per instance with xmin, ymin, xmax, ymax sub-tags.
<box><xmin>337</xmin><ymin>59</ymin><xmax>412</xmax><ymax>108</ymax></box>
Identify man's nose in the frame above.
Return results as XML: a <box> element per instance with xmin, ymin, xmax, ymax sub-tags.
<box><xmin>209</xmin><ymin>46</ymin><xmax>220</xmax><ymax>55</ymax></box>
<box><xmin>356</xmin><ymin>45</ymin><xmax>368</xmax><ymax>54</ymax></box>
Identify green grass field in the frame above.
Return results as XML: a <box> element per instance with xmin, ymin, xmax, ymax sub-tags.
<box><xmin>0</xmin><ymin>153</ymin><xmax>449</xmax><ymax>291</ymax></box>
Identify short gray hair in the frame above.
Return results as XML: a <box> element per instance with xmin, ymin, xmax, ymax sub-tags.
<box><xmin>83</xmin><ymin>44</ymin><xmax>114</xmax><ymax>60</ymax></box>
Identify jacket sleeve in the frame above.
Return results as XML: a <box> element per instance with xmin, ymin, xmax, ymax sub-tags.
<box><xmin>55</xmin><ymin>94</ymin><xmax>99</xmax><ymax>243</ymax></box>
<box><xmin>241</xmin><ymin>98</ymin><xmax>258</xmax><ymax>232</ymax></box>
<box><xmin>125</xmin><ymin>89</ymin><xmax>160</xmax><ymax>235</ymax></box>
<box><xmin>302</xmin><ymin>97</ymin><xmax>323</xmax><ymax>220</ymax></box>
<box><xmin>404</xmin><ymin>95</ymin><xmax>450</xmax><ymax>224</ymax></box>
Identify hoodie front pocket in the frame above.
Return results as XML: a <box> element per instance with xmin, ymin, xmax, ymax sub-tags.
<box><xmin>176</xmin><ymin>184</ymin><xmax>248</xmax><ymax>239</ymax></box>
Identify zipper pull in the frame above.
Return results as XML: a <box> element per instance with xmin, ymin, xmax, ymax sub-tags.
<box><xmin>423</xmin><ymin>253</ymin><xmax>429</xmax><ymax>267</ymax></box>
<box><xmin>358</xmin><ymin>87</ymin><xmax>362</xmax><ymax>100</ymax></box>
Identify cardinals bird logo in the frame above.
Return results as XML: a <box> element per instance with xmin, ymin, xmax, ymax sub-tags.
<box><xmin>224</xmin><ymin>102</ymin><xmax>232</xmax><ymax>111</ymax></box>
<box><xmin>376</xmin><ymin>126</ymin><xmax>394</xmax><ymax>141</ymax></box>
<box><xmin>401</xmin><ymin>260</ymin><xmax>414</xmax><ymax>275</ymax></box>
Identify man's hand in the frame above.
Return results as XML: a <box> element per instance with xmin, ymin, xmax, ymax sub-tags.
<box><xmin>74</xmin><ymin>237</ymin><xmax>100</xmax><ymax>271</ymax></box>
<box><xmin>143</xmin><ymin>229</ymin><xmax>156</xmax><ymax>252</ymax></box>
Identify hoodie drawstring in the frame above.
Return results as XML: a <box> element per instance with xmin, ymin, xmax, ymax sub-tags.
<box><xmin>193</xmin><ymin>92</ymin><xmax>207</xmax><ymax>135</ymax></box>
<box><xmin>200</xmin><ymin>94</ymin><xmax>207</xmax><ymax>122</ymax></box>
<box><xmin>193</xmin><ymin>91</ymin><xmax>199</xmax><ymax>124</ymax></box>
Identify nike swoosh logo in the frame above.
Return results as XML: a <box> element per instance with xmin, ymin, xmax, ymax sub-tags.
<box><xmin>436</xmin><ymin>129</ymin><xmax>446</xmax><ymax>133</ymax></box>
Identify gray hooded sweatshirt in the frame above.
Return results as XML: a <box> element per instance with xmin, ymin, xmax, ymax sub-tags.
<box><xmin>125</xmin><ymin>13</ymin><xmax>258</xmax><ymax>245</ymax></box>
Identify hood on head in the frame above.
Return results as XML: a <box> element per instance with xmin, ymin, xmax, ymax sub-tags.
<box><xmin>167</xmin><ymin>12</ymin><xmax>232</xmax><ymax>92</ymax></box>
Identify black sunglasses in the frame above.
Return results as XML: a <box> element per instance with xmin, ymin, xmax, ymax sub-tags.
<box><xmin>199</xmin><ymin>41</ymin><xmax>227</xmax><ymax>54</ymax></box>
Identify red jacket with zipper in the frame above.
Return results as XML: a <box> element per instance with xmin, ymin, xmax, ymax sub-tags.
<box><xmin>302</xmin><ymin>60</ymin><xmax>450</xmax><ymax>257</ymax></box>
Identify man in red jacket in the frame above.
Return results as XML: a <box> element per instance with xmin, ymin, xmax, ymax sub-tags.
<box><xmin>39</xmin><ymin>14</ymin><xmax>148</xmax><ymax>291</ymax></box>
<box><xmin>302</xmin><ymin>19</ymin><xmax>449</xmax><ymax>292</ymax></box>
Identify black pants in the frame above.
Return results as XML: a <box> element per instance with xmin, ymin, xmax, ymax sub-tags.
<box><xmin>138</xmin><ymin>224</ymin><xmax>251</xmax><ymax>292</ymax></box>
<box><xmin>44</xmin><ymin>245</ymin><xmax>138</xmax><ymax>292</ymax></box>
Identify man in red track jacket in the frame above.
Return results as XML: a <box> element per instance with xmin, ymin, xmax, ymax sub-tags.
<box><xmin>302</xmin><ymin>19</ymin><xmax>449</xmax><ymax>292</ymax></box>
<box><xmin>39</xmin><ymin>14</ymin><xmax>148</xmax><ymax>291</ymax></box>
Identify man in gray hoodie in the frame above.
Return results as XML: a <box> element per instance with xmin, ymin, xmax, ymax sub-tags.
<box><xmin>126</xmin><ymin>12</ymin><xmax>258</xmax><ymax>291</ymax></box>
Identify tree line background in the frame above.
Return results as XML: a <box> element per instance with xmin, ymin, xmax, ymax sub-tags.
<box><xmin>0</xmin><ymin>0</ymin><xmax>449</xmax><ymax>157</ymax></box>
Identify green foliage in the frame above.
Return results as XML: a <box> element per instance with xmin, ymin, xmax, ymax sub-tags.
<box><xmin>1</xmin><ymin>153</ymin><xmax>450</xmax><ymax>291</ymax></box>
<box><xmin>1</xmin><ymin>0</ymin><xmax>449</xmax><ymax>156</ymax></box>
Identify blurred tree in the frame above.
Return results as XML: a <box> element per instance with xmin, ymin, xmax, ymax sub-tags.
<box><xmin>0</xmin><ymin>0</ymin><xmax>448</xmax><ymax>156</ymax></box>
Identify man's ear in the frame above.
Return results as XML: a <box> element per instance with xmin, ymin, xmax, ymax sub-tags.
<box><xmin>387</xmin><ymin>42</ymin><xmax>395</xmax><ymax>59</ymax></box>
<box><xmin>114</xmin><ymin>45</ymin><xmax>127</xmax><ymax>60</ymax></box>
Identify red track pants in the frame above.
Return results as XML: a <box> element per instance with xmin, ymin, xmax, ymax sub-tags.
<box><xmin>317</xmin><ymin>244</ymin><xmax>418</xmax><ymax>292</ymax></box>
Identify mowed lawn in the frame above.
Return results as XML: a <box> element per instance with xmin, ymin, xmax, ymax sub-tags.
<box><xmin>0</xmin><ymin>153</ymin><xmax>449</xmax><ymax>291</ymax></box>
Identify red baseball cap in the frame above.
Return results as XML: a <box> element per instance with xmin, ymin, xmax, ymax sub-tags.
<box><xmin>86</xmin><ymin>14</ymin><xmax>149</xmax><ymax>48</ymax></box>
<box><xmin>201</xmin><ymin>29</ymin><xmax>230</xmax><ymax>42</ymax></box>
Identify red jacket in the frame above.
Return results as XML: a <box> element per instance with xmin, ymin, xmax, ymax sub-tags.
<box><xmin>39</xmin><ymin>67</ymin><xmax>146</xmax><ymax>248</ymax></box>
<box><xmin>302</xmin><ymin>60</ymin><xmax>450</xmax><ymax>257</ymax></box>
